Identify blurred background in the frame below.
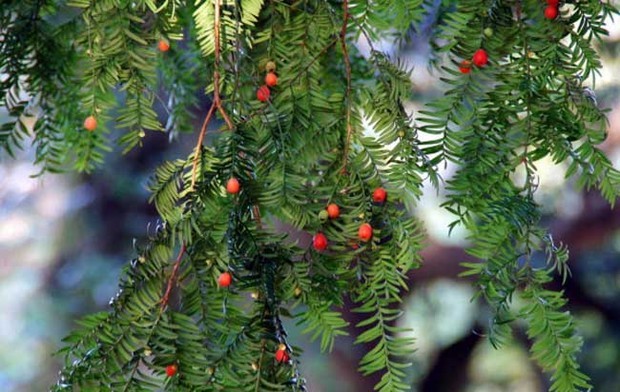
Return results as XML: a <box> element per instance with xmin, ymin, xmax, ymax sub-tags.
<box><xmin>1</xmin><ymin>7</ymin><xmax>620</xmax><ymax>392</ymax></box>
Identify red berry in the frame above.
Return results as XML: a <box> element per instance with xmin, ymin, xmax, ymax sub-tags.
<box><xmin>275</xmin><ymin>348</ymin><xmax>289</xmax><ymax>363</ymax></box>
<box><xmin>326</xmin><ymin>204</ymin><xmax>340</xmax><ymax>219</ymax></box>
<box><xmin>158</xmin><ymin>40</ymin><xmax>170</xmax><ymax>52</ymax></box>
<box><xmin>165</xmin><ymin>364</ymin><xmax>178</xmax><ymax>377</ymax></box>
<box><xmin>84</xmin><ymin>115</ymin><xmax>97</xmax><ymax>132</ymax></box>
<box><xmin>459</xmin><ymin>60</ymin><xmax>472</xmax><ymax>74</ymax></box>
<box><xmin>547</xmin><ymin>0</ymin><xmax>559</xmax><ymax>6</ymax></box>
<box><xmin>358</xmin><ymin>223</ymin><xmax>373</xmax><ymax>242</ymax></box>
<box><xmin>226</xmin><ymin>178</ymin><xmax>240</xmax><ymax>194</ymax></box>
<box><xmin>372</xmin><ymin>187</ymin><xmax>387</xmax><ymax>204</ymax></box>
<box><xmin>313</xmin><ymin>233</ymin><xmax>328</xmax><ymax>251</ymax></box>
<box><xmin>218</xmin><ymin>272</ymin><xmax>232</xmax><ymax>287</ymax></box>
<box><xmin>544</xmin><ymin>5</ymin><xmax>558</xmax><ymax>19</ymax></box>
<box><xmin>472</xmin><ymin>49</ymin><xmax>488</xmax><ymax>67</ymax></box>
<box><xmin>257</xmin><ymin>85</ymin><xmax>270</xmax><ymax>102</ymax></box>
<box><xmin>265</xmin><ymin>72</ymin><xmax>278</xmax><ymax>87</ymax></box>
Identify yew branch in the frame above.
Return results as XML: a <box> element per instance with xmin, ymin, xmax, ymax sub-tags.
<box><xmin>190</xmin><ymin>0</ymin><xmax>234</xmax><ymax>190</ymax></box>
<box><xmin>340</xmin><ymin>0</ymin><xmax>353</xmax><ymax>174</ymax></box>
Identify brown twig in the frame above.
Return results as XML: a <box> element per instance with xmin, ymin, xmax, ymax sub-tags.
<box><xmin>340</xmin><ymin>0</ymin><xmax>353</xmax><ymax>174</ymax></box>
<box><xmin>160</xmin><ymin>242</ymin><xmax>187</xmax><ymax>310</ymax></box>
<box><xmin>190</xmin><ymin>0</ymin><xmax>234</xmax><ymax>190</ymax></box>
<box><xmin>252</xmin><ymin>205</ymin><xmax>263</xmax><ymax>229</ymax></box>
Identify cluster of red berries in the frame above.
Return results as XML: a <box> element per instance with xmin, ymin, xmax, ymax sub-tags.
<box><xmin>544</xmin><ymin>0</ymin><xmax>559</xmax><ymax>20</ymax></box>
<box><xmin>312</xmin><ymin>187</ymin><xmax>388</xmax><ymax>252</ymax></box>
<box><xmin>459</xmin><ymin>48</ymin><xmax>488</xmax><ymax>74</ymax></box>
<box><xmin>257</xmin><ymin>61</ymin><xmax>278</xmax><ymax>102</ymax></box>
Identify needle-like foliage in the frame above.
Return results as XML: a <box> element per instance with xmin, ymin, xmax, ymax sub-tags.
<box><xmin>1</xmin><ymin>1</ymin><xmax>617</xmax><ymax>391</ymax></box>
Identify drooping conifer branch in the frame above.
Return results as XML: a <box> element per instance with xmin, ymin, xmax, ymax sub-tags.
<box><xmin>2</xmin><ymin>1</ymin><xmax>617</xmax><ymax>391</ymax></box>
<box><xmin>190</xmin><ymin>0</ymin><xmax>234</xmax><ymax>190</ymax></box>
<box><xmin>340</xmin><ymin>0</ymin><xmax>353</xmax><ymax>174</ymax></box>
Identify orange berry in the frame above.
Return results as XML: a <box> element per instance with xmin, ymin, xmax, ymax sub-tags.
<box><xmin>313</xmin><ymin>233</ymin><xmax>328</xmax><ymax>251</ymax></box>
<box><xmin>257</xmin><ymin>85</ymin><xmax>270</xmax><ymax>102</ymax></box>
<box><xmin>226</xmin><ymin>178</ymin><xmax>240</xmax><ymax>194</ymax></box>
<box><xmin>158</xmin><ymin>40</ymin><xmax>170</xmax><ymax>52</ymax></box>
<box><xmin>326</xmin><ymin>204</ymin><xmax>340</xmax><ymax>219</ymax></box>
<box><xmin>84</xmin><ymin>115</ymin><xmax>97</xmax><ymax>132</ymax></box>
<box><xmin>459</xmin><ymin>60</ymin><xmax>472</xmax><ymax>74</ymax></box>
<box><xmin>358</xmin><ymin>223</ymin><xmax>373</xmax><ymax>242</ymax></box>
<box><xmin>265</xmin><ymin>72</ymin><xmax>278</xmax><ymax>87</ymax></box>
<box><xmin>472</xmin><ymin>49</ymin><xmax>488</xmax><ymax>67</ymax></box>
<box><xmin>218</xmin><ymin>272</ymin><xmax>232</xmax><ymax>287</ymax></box>
<box><xmin>165</xmin><ymin>364</ymin><xmax>178</xmax><ymax>377</ymax></box>
<box><xmin>372</xmin><ymin>187</ymin><xmax>387</xmax><ymax>204</ymax></box>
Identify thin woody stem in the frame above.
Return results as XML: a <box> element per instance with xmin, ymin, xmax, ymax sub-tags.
<box><xmin>252</xmin><ymin>205</ymin><xmax>263</xmax><ymax>229</ymax></box>
<box><xmin>160</xmin><ymin>242</ymin><xmax>187</xmax><ymax>310</ymax></box>
<box><xmin>190</xmin><ymin>103</ymin><xmax>216</xmax><ymax>189</ymax></box>
<box><xmin>340</xmin><ymin>0</ymin><xmax>353</xmax><ymax>174</ymax></box>
<box><xmin>212</xmin><ymin>0</ymin><xmax>233</xmax><ymax>130</ymax></box>
<box><xmin>190</xmin><ymin>0</ymin><xmax>234</xmax><ymax>190</ymax></box>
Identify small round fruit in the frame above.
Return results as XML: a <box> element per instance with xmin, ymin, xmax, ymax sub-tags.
<box><xmin>318</xmin><ymin>210</ymin><xmax>329</xmax><ymax>222</ymax></box>
<box><xmin>313</xmin><ymin>233</ymin><xmax>328</xmax><ymax>251</ymax></box>
<box><xmin>165</xmin><ymin>364</ymin><xmax>178</xmax><ymax>377</ymax></box>
<box><xmin>372</xmin><ymin>187</ymin><xmax>387</xmax><ymax>204</ymax></box>
<box><xmin>158</xmin><ymin>40</ymin><xmax>170</xmax><ymax>52</ymax></box>
<box><xmin>84</xmin><ymin>115</ymin><xmax>97</xmax><ymax>132</ymax></box>
<box><xmin>265</xmin><ymin>61</ymin><xmax>276</xmax><ymax>73</ymax></box>
<box><xmin>226</xmin><ymin>178</ymin><xmax>240</xmax><ymax>194</ymax></box>
<box><xmin>544</xmin><ymin>5</ymin><xmax>558</xmax><ymax>19</ymax></box>
<box><xmin>326</xmin><ymin>204</ymin><xmax>340</xmax><ymax>219</ymax></box>
<box><xmin>472</xmin><ymin>49</ymin><xmax>488</xmax><ymax>67</ymax></box>
<box><xmin>257</xmin><ymin>85</ymin><xmax>270</xmax><ymax>102</ymax></box>
<box><xmin>265</xmin><ymin>72</ymin><xmax>278</xmax><ymax>87</ymax></box>
<box><xmin>483</xmin><ymin>27</ymin><xmax>493</xmax><ymax>37</ymax></box>
<box><xmin>459</xmin><ymin>60</ymin><xmax>471</xmax><ymax>74</ymax></box>
<box><xmin>218</xmin><ymin>272</ymin><xmax>232</xmax><ymax>287</ymax></box>
<box><xmin>358</xmin><ymin>223</ymin><xmax>373</xmax><ymax>242</ymax></box>
<box><xmin>275</xmin><ymin>348</ymin><xmax>289</xmax><ymax>363</ymax></box>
